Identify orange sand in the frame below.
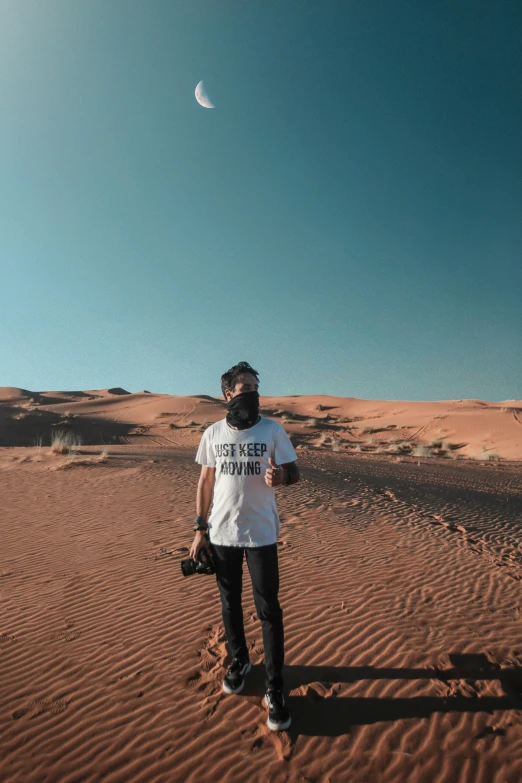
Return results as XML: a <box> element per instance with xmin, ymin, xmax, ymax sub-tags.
<box><xmin>1</xmin><ymin>388</ymin><xmax>522</xmax><ymax>782</ymax></box>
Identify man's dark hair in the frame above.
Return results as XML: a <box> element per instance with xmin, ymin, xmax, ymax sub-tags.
<box><xmin>221</xmin><ymin>361</ymin><xmax>260</xmax><ymax>398</ymax></box>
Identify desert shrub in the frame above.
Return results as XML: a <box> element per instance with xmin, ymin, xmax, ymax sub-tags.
<box><xmin>412</xmin><ymin>445</ymin><xmax>431</xmax><ymax>457</ymax></box>
<box><xmin>303</xmin><ymin>418</ymin><xmax>319</xmax><ymax>427</ymax></box>
<box><xmin>51</xmin><ymin>431</ymin><xmax>82</xmax><ymax>455</ymax></box>
<box><xmin>437</xmin><ymin>440</ymin><xmax>453</xmax><ymax>451</ymax></box>
<box><xmin>429</xmin><ymin>438</ymin><xmax>443</xmax><ymax>448</ymax></box>
<box><xmin>397</xmin><ymin>441</ymin><xmax>412</xmax><ymax>452</ymax></box>
<box><xmin>314</xmin><ymin>404</ymin><xmax>326</xmax><ymax>411</ymax></box>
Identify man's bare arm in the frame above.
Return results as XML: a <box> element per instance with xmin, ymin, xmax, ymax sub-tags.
<box><xmin>196</xmin><ymin>466</ymin><xmax>216</xmax><ymax>522</ymax></box>
<box><xmin>190</xmin><ymin>466</ymin><xmax>216</xmax><ymax>561</ymax></box>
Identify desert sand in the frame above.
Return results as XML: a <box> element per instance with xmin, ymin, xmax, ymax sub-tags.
<box><xmin>1</xmin><ymin>387</ymin><xmax>522</xmax><ymax>782</ymax></box>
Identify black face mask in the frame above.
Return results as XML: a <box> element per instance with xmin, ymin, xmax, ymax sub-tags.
<box><xmin>226</xmin><ymin>390</ymin><xmax>260</xmax><ymax>430</ymax></box>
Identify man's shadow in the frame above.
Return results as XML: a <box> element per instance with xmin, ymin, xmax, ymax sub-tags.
<box><xmin>241</xmin><ymin>653</ymin><xmax>522</xmax><ymax>738</ymax></box>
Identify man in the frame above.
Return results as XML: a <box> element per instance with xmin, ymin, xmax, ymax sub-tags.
<box><xmin>190</xmin><ymin>361</ymin><xmax>300</xmax><ymax>732</ymax></box>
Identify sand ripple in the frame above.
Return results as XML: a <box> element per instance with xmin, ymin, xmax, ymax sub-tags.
<box><xmin>1</xmin><ymin>446</ymin><xmax>522</xmax><ymax>782</ymax></box>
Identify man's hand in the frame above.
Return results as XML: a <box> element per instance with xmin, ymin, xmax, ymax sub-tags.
<box><xmin>189</xmin><ymin>530</ymin><xmax>209</xmax><ymax>562</ymax></box>
<box><xmin>265</xmin><ymin>457</ymin><xmax>284</xmax><ymax>488</ymax></box>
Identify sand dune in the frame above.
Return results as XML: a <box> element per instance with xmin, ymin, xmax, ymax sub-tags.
<box><xmin>0</xmin><ymin>387</ymin><xmax>521</xmax><ymax>460</ymax></box>
<box><xmin>1</xmin><ymin>389</ymin><xmax>522</xmax><ymax>782</ymax></box>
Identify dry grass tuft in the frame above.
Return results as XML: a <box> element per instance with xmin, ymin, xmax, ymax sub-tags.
<box><xmin>412</xmin><ymin>445</ymin><xmax>431</xmax><ymax>457</ymax></box>
<box><xmin>476</xmin><ymin>451</ymin><xmax>500</xmax><ymax>461</ymax></box>
<box><xmin>33</xmin><ymin>435</ymin><xmax>44</xmax><ymax>451</ymax></box>
<box><xmin>53</xmin><ymin>451</ymin><xmax>109</xmax><ymax>471</ymax></box>
<box><xmin>397</xmin><ymin>441</ymin><xmax>413</xmax><ymax>452</ymax></box>
<box><xmin>51</xmin><ymin>432</ymin><xmax>82</xmax><ymax>455</ymax></box>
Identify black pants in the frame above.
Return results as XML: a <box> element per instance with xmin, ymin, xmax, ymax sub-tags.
<box><xmin>210</xmin><ymin>542</ymin><xmax>284</xmax><ymax>691</ymax></box>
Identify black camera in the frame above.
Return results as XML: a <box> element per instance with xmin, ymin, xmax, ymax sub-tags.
<box><xmin>181</xmin><ymin>543</ymin><xmax>216</xmax><ymax>577</ymax></box>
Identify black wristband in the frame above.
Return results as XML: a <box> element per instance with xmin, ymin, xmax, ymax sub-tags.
<box><xmin>283</xmin><ymin>468</ymin><xmax>292</xmax><ymax>486</ymax></box>
<box><xmin>194</xmin><ymin>515</ymin><xmax>208</xmax><ymax>532</ymax></box>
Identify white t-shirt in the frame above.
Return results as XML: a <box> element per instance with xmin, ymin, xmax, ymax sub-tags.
<box><xmin>195</xmin><ymin>416</ymin><xmax>298</xmax><ymax>547</ymax></box>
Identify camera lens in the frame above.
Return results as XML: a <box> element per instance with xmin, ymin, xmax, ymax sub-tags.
<box><xmin>181</xmin><ymin>558</ymin><xmax>198</xmax><ymax>577</ymax></box>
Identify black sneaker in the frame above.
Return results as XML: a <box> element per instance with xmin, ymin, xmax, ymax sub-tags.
<box><xmin>222</xmin><ymin>657</ymin><xmax>251</xmax><ymax>694</ymax></box>
<box><xmin>263</xmin><ymin>688</ymin><xmax>292</xmax><ymax>731</ymax></box>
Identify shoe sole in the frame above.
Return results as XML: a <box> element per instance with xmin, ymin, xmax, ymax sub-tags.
<box><xmin>222</xmin><ymin>662</ymin><xmax>251</xmax><ymax>694</ymax></box>
<box><xmin>262</xmin><ymin>695</ymin><xmax>292</xmax><ymax>732</ymax></box>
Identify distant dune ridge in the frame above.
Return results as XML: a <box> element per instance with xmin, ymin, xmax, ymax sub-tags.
<box><xmin>0</xmin><ymin>386</ymin><xmax>520</xmax><ymax>459</ymax></box>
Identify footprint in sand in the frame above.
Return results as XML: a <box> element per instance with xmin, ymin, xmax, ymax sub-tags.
<box><xmin>172</xmin><ymin>546</ymin><xmax>189</xmax><ymax>555</ymax></box>
<box><xmin>429</xmin><ymin>514</ymin><xmax>460</xmax><ymax>533</ymax></box>
<box><xmin>50</xmin><ymin>628</ymin><xmax>82</xmax><ymax>642</ymax></box>
<box><xmin>186</xmin><ymin>670</ymin><xmax>206</xmax><ymax>689</ymax></box>
<box><xmin>12</xmin><ymin>697</ymin><xmax>70</xmax><ymax>720</ymax></box>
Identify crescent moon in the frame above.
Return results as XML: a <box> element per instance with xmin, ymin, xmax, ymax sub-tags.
<box><xmin>195</xmin><ymin>80</ymin><xmax>215</xmax><ymax>109</ymax></box>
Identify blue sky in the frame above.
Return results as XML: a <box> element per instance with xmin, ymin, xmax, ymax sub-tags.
<box><xmin>1</xmin><ymin>0</ymin><xmax>520</xmax><ymax>400</ymax></box>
